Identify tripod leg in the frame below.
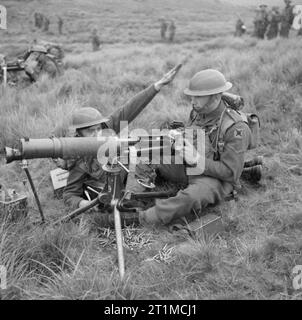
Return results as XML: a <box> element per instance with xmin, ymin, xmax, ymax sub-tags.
<box><xmin>113</xmin><ymin>200</ymin><xmax>125</xmax><ymax>281</ymax></box>
<box><xmin>54</xmin><ymin>197</ymin><xmax>100</xmax><ymax>224</ymax></box>
<box><xmin>3</xmin><ymin>65</ymin><xmax>7</xmax><ymax>87</ymax></box>
<box><xmin>23</xmin><ymin>164</ymin><xmax>45</xmax><ymax>223</ymax></box>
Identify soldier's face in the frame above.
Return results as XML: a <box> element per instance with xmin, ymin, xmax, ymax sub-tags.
<box><xmin>191</xmin><ymin>94</ymin><xmax>221</xmax><ymax>114</ymax></box>
<box><xmin>78</xmin><ymin>124</ymin><xmax>102</xmax><ymax>137</ymax></box>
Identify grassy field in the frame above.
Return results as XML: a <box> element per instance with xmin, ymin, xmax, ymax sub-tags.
<box><xmin>223</xmin><ymin>0</ymin><xmax>284</xmax><ymax>6</ymax></box>
<box><xmin>0</xmin><ymin>0</ymin><xmax>302</xmax><ymax>300</ymax></box>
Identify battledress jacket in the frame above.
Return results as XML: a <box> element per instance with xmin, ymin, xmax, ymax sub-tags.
<box><xmin>63</xmin><ymin>84</ymin><xmax>158</xmax><ymax>209</ymax></box>
<box><xmin>188</xmin><ymin>101</ymin><xmax>253</xmax><ymax>187</ymax></box>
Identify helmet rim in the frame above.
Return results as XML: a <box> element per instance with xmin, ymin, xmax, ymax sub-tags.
<box><xmin>70</xmin><ymin>107</ymin><xmax>110</xmax><ymax>130</ymax></box>
<box><xmin>184</xmin><ymin>81</ymin><xmax>232</xmax><ymax>96</ymax></box>
<box><xmin>70</xmin><ymin>118</ymin><xmax>110</xmax><ymax>130</ymax></box>
<box><xmin>184</xmin><ymin>69</ymin><xmax>232</xmax><ymax>97</ymax></box>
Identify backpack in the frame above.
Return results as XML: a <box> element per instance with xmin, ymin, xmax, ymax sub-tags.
<box><xmin>214</xmin><ymin>93</ymin><xmax>260</xmax><ymax>159</ymax></box>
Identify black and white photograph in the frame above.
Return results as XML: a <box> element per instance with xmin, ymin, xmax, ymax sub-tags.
<box><xmin>0</xmin><ymin>0</ymin><xmax>302</xmax><ymax>303</ymax></box>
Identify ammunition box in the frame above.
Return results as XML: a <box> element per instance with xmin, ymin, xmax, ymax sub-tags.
<box><xmin>0</xmin><ymin>195</ymin><xmax>28</xmax><ymax>222</ymax></box>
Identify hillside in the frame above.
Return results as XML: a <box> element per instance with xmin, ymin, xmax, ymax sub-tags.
<box><xmin>0</xmin><ymin>0</ymin><xmax>302</xmax><ymax>301</ymax></box>
<box><xmin>1</xmin><ymin>0</ymin><xmax>250</xmax><ymax>56</ymax></box>
<box><xmin>222</xmin><ymin>0</ymin><xmax>285</xmax><ymax>6</ymax></box>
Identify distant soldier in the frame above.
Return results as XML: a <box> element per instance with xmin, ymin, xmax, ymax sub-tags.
<box><xmin>253</xmin><ymin>8</ymin><xmax>261</xmax><ymax>37</ymax></box>
<box><xmin>266</xmin><ymin>6</ymin><xmax>281</xmax><ymax>39</ymax></box>
<box><xmin>23</xmin><ymin>45</ymin><xmax>58</xmax><ymax>81</ymax></box>
<box><xmin>235</xmin><ymin>18</ymin><xmax>246</xmax><ymax>37</ymax></box>
<box><xmin>43</xmin><ymin>16</ymin><xmax>50</xmax><ymax>32</ymax></box>
<box><xmin>34</xmin><ymin>12</ymin><xmax>43</xmax><ymax>29</ymax></box>
<box><xmin>38</xmin><ymin>13</ymin><xmax>44</xmax><ymax>29</ymax></box>
<box><xmin>257</xmin><ymin>4</ymin><xmax>269</xmax><ymax>39</ymax></box>
<box><xmin>280</xmin><ymin>0</ymin><xmax>294</xmax><ymax>38</ymax></box>
<box><xmin>91</xmin><ymin>28</ymin><xmax>101</xmax><ymax>51</ymax></box>
<box><xmin>159</xmin><ymin>18</ymin><xmax>168</xmax><ymax>40</ymax></box>
<box><xmin>58</xmin><ymin>16</ymin><xmax>63</xmax><ymax>35</ymax></box>
<box><xmin>168</xmin><ymin>20</ymin><xmax>176</xmax><ymax>42</ymax></box>
<box><xmin>34</xmin><ymin>12</ymin><xmax>39</xmax><ymax>28</ymax></box>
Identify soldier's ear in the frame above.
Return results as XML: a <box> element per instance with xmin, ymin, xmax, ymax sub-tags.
<box><xmin>75</xmin><ymin>129</ymin><xmax>83</xmax><ymax>137</ymax></box>
<box><xmin>212</xmin><ymin>93</ymin><xmax>222</xmax><ymax>102</ymax></box>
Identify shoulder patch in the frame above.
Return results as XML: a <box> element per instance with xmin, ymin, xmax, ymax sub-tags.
<box><xmin>234</xmin><ymin>128</ymin><xmax>243</xmax><ymax>138</ymax></box>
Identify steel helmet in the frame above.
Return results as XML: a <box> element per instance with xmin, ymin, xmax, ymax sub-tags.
<box><xmin>30</xmin><ymin>44</ymin><xmax>48</xmax><ymax>53</ymax></box>
<box><xmin>70</xmin><ymin>107</ymin><xmax>109</xmax><ymax>130</ymax></box>
<box><xmin>184</xmin><ymin>69</ymin><xmax>232</xmax><ymax>97</ymax></box>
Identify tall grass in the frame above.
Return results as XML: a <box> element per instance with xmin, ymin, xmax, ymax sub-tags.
<box><xmin>0</xmin><ymin>0</ymin><xmax>302</xmax><ymax>300</ymax></box>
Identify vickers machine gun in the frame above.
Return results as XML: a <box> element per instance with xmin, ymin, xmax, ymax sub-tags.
<box><xmin>4</xmin><ymin>131</ymin><xmax>263</xmax><ymax>279</ymax></box>
<box><xmin>0</xmin><ymin>41</ymin><xmax>64</xmax><ymax>86</ymax></box>
<box><xmin>4</xmin><ymin>134</ymin><xmax>183</xmax><ymax>279</ymax></box>
<box><xmin>5</xmin><ymin>135</ymin><xmax>181</xmax><ymax>221</ymax></box>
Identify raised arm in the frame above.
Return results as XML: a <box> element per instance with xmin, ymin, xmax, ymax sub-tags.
<box><xmin>107</xmin><ymin>64</ymin><xmax>182</xmax><ymax>133</ymax></box>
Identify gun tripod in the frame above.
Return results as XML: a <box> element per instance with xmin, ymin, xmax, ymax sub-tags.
<box><xmin>21</xmin><ymin>160</ymin><xmax>45</xmax><ymax>224</ymax></box>
<box><xmin>56</xmin><ymin>153</ymin><xmax>176</xmax><ymax>280</ymax></box>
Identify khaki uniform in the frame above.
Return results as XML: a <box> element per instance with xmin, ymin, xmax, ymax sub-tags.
<box><xmin>23</xmin><ymin>48</ymin><xmax>58</xmax><ymax>81</ymax></box>
<box><xmin>43</xmin><ymin>17</ymin><xmax>50</xmax><ymax>32</ymax></box>
<box><xmin>267</xmin><ymin>11</ymin><xmax>281</xmax><ymax>39</ymax></box>
<box><xmin>168</xmin><ymin>22</ymin><xmax>176</xmax><ymax>42</ymax></box>
<box><xmin>34</xmin><ymin>12</ymin><xmax>39</xmax><ymax>28</ymax></box>
<box><xmin>63</xmin><ymin>85</ymin><xmax>159</xmax><ymax>209</ymax></box>
<box><xmin>235</xmin><ymin>19</ymin><xmax>245</xmax><ymax>37</ymax></box>
<box><xmin>141</xmin><ymin>101</ymin><xmax>253</xmax><ymax>225</ymax></box>
<box><xmin>91</xmin><ymin>33</ymin><xmax>101</xmax><ymax>51</ymax></box>
<box><xmin>34</xmin><ymin>12</ymin><xmax>43</xmax><ymax>29</ymax></box>
<box><xmin>254</xmin><ymin>10</ymin><xmax>269</xmax><ymax>39</ymax></box>
<box><xmin>58</xmin><ymin>17</ymin><xmax>63</xmax><ymax>35</ymax></box>
<box><xmin>160</xmin><ymin>21</ymin><xmax>168</xmax><ymax>40</ymax></box>
<box><xmin>280</xmin><ymin>4</ymin><xmax>294</xmax><ymax>37</ymax></box>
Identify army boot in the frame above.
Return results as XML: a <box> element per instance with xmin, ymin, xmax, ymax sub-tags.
<box><xmin>244</xmin><ymin>156</ymin><xmax>263</xmax><ymax>168</ymax></box>
<box><xmin>241</xmin><ymin>164</ymin><xmax>262</xmax><ymax>183</ymax></box>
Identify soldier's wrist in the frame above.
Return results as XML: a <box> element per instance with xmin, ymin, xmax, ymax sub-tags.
<box><xmin>79</xmin><ymin>199</ymin><xmax>90</xmax><ymax>208</ymax></box>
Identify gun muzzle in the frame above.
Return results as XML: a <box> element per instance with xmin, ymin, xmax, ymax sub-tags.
<box><xmin>4</xmin><ymin>137</ymin><xmax>142</xmax><ymax>164</ymax></box>
<box><xmin>5</xmin><ymin>147</ymin><xmax>23</xmax><ymax>163</ymax></box>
